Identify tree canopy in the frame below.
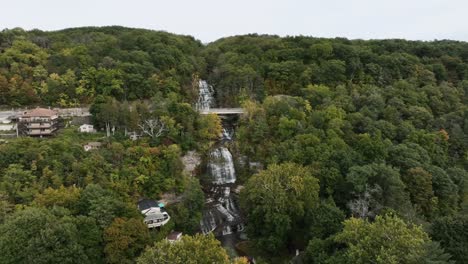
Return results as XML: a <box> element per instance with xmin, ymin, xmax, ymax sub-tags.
<box><xmin>240</xmin><ymin>162</ymin><xmax>320</xmax><ymax>252</ymax></box>
<box><xmin>0</xmin><ymin>27</ymin><xmax>467</xmax><ymax>263</ymax></box>
<box><xmin>137</xmin><ymin>234</ymin><xmax>246</xmax><ymax>264</ymax></box>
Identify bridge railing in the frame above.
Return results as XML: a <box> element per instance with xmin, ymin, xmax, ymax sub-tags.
<box><xmin>199</xmin><ymin>108</ymin><xmax>244</xmax><ymax>115</ymax></box>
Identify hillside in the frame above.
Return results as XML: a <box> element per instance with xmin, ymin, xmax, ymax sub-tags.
<box><xmin>0</xmin><ymin>26</ymin><xmax>205</xmax><ymax>106</ymax></box>
<box><xmin>0</xmin><ymin>27</ymin><xmax>467</xmax><ymax>263</ymax></box>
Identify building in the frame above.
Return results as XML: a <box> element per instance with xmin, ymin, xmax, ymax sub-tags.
<box><xmin>128</xmin><ymin>131</ymin><xmax>141</xmax><ymax>141</ymax></box>
<box><xmin>137</xmin><ymin>199</ymin><xmax>170</xmax><ymax>228</ymax></box>
<box><xmin>83</xmin><ymin>142</ymin><xmax>102</xmax><ymax>152</ymax></box>
<box><xmin>166</xmin><ymin>231</ymin><xmax>182</xmax><ymax>243</ymax></box>
<box><xmin>79</xmin><ymin>124</ymin><xmax>95</xmax><ymax>133</ymax></box>
<box><xmin>20</xmin><ymin>108</ymin><xmax>59</xmax><ymax>137</ymax></box>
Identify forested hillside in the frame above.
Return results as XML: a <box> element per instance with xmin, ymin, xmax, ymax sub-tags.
<box><xmin>204</xmin><ymin>35</ymin><xmax>468</xmax><ymax>106</ymax></box>
<box><xmin>215</xmin><ymin>35</ymin><xmax>468</xmax><ymax>263</ymax></box>
<box><xmin>0</xmin><ymin>26</ymin><xmax>205</xmax><ymax>106</ymax></box>
<box><xmin>0</xmin><ymin>27</ymin><xmax>467</xmax><ymax>263</ymax></box>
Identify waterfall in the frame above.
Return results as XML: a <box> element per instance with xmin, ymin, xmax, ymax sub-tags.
<box><xmin>222</xmin><ymin>128</ymin><xmax>232</xmax><ymax>141</ymax></box>
<box><xmin>196</xmin><ymin>80</ymin><xmax>214</xmax><ymax>111</ymax></box>
<box><xmin>209</xmin><ymin>147</ymin><xmax>236</xmax><ymax>184</ymax></box>
<box><xmin>222</xmin><ymin>225</ymin><xmax>232</xmax><ymax>235</ymax></box>
<box><xmin>201</xmin><ymin>210</ymin><xmax>217</xmax><ymax>234</ymax></box>
<box><xmin>197</xmin><ymin>80</ymin><xmax>244</xmax><ymax>239</ymax></box>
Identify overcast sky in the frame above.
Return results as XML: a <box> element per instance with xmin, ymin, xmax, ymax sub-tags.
<box><xmin>1</xmin><ymin>0</ymin><xmax>467</xmax><ymax>43</ymax></box>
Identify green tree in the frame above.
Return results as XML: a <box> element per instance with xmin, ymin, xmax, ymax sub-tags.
<box><xmin>137</xmin><ymin>234</ymin><xmax>231</xmax><ymax>264</ymax></box>
<box><xmin>346</xmin><ymin>163</ymin><xmax>409</xmax><ymax>215</ymax></box>
<box><xmin>0</xmin><ymin>164</ymin><xmax>37</xmax><ymax>203</ymax></box>
<box><xmin>335</xmin><ymin>213</ymin><xmax>430</xmax><ymax>264</ymax></box>
<box><xmin>431</xmin><ymin>214</ymin><xmax>468</xmax><ymax>263</ymax></box>
<box><xmin>73</xmin><ymin>215</ymin><xmax>104</xmax><ymax>264</ymax></box>
<box><xmin>306</xmin><ymin>201</ymin><xmax>345</xmax><ymax>240</ymax></box>
<box><xmin>33</xmin><ymin>185</ymin><xmax>82</xmax><ymax>214</ymax></box>
<box><xmin>0</xmin><ymin>195</ymin><xmax>14</xmax><ymax>224</ymax></box>
<box><xmin>0</xmin><ymin>39</ymin><xmax>48</xmax><ymax>67</ymax></box>
<box><xmin>78</xmin><ymin>184</ymin><xmax>138</xmax><ymax>228</ymax></box>
<box><xmin>427</xmin><ymin>166</ymin><xmax>459</xmax><ymax>216</ymax></box>
<box><xmin>0</xmin><ymin>207</ymin><xmax>92</xmax><ymax>264</ymax></box>
<box><xmin>169</xmin><ymin>178</ymin><xmax>204</xmax><ymax>234</ymax></box>
<box><xmin>196</xmin><ymin>113</ymin><xmax>222</xmax><ymax>151</ymax></box>
<box><xmin>240</xmin><ymin>162</ymin><xmax>320</xmax><ymax>252</ymax></box>
<box><xmin>77</xmin><ymin>67</ymin><xmax>124</xmax><ymax>100</ymax></box>
<box><xmin>103</xmin><ymin>217</ymin><xmax>150</xmax><ymax>264</ymax></box>
<box><xmin>402</xmin><ymin>167</ymin><xmax>436</xmax><ymax>218</ymax></box>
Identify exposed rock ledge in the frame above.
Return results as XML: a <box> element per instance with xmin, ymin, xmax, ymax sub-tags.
<box><xmin>181</xmin><ymin>150</ymin><xmax>201</xmax><ymax>176</ymax></box>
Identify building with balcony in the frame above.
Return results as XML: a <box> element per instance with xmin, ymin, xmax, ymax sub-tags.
<box><xmin>137</xmin><ymin>199</ymin><xmax>171</xmax><ymax>228</ymax></box>
<box><xmin>20</xmin><ymin>108</ymin><xmax>59</xmax><ymax>137</ymax></box>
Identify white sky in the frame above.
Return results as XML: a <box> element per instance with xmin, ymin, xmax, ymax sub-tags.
<box><xmin>1</xmin><ymin>0</ymin><xmax>467</xmax><ymax>43</ymax></box>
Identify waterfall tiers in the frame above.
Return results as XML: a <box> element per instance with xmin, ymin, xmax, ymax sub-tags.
<box><xmin>197</xmin><ymin>80</ymin><xmax>244</xmax><ymax>238</ymax></box>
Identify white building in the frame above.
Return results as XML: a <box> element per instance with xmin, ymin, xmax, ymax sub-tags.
<box><xmin>79</xmin><ymin>124</ymin><xmax>95</xmax><ymax>133</ymax></box>
<box><xmin>137</xmin><ymin>199</ymin><xmax>170</xmax><ymax>228</ymax></box>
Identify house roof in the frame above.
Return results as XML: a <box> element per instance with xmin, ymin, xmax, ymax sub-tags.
<box><xmin>167</xmin><ymin>231</ymin><xmax>182</xmax><ymax>240</ymax></box>
<box><xmin>138</xmin><ymin>199</ymin><xmax>159</xmax><ymax>211</ymax></box>
<box><xmin>23</xmin><ymin>108</ymin><xmax>57</xmax><ymax>117</ymax></box>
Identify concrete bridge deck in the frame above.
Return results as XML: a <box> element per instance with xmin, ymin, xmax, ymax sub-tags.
<box><xmin>199</xmin><ymin>108</ymin><xmax>244</xmax><ymax>115</ymax></box>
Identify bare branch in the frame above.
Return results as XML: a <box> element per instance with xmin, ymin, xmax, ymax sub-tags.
<box><xmin>138</xmin><ymin>118</ymin><xmax>167</xmax><ymax>139</ymax></box>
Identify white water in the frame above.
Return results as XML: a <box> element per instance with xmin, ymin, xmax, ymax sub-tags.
<box><xmin>209</xmin><ymin>147</ymin><xmax>236</xmax><ymax>184</ymax></box>
<box><xmin>201</xmin><ymin>211</ymin><xmax>217</xmax><ymax>234</ymax></box>
<box><xmin>222</xmin><ymin>225</ymin><xmax>233</xmax><ymax>235</ymax></box>
<box><xmin>221</xmin><ymin>128</ymin><xmax>232</xmax><ymax>140</ymax></box>
<box><xmin>197</xmin><ymin>80</ymin><xmax>243</xmax><ymax>237</ymax></box>
<box><xmin>196</xmin><ymin>80</ymin><xmax>214</xmax><ymax>111</ymax></box>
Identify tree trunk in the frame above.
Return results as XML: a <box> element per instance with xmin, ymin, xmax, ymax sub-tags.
<box><xmin>106</xmin><ymin>122</ymin><xmax>110</xmax><ymax>137</ymax></box>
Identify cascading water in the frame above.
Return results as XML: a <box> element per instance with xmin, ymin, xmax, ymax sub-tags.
<box><xmin>197</xmin><ymin>80</ymin><xmax>244</xmax><ymax>240</ymax></box>
<box><xmin>196</xmin><ymin>80</ymin><xmax>214</xmax><ymax>111</ymax></box>
<box><xmin>209</xmin><ymin>147</ymin><xmax>236</xmax><ymax>185</ymax></box>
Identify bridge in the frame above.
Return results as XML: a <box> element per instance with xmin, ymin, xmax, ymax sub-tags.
<box><xmin>199</xmin><ymin>108</ymin><xmax>244</xmax><ymax>115</ymax></box>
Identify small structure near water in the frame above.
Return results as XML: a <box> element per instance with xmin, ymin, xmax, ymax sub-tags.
<box><xmin>138</xmin><ymin>199</ymin><xmax>171</xmax><ymax>228</ymax></box>
<box><xmin>166</xmin><ymin>231</ymin><xmax>182</xmax><ymax>243</ymax></box>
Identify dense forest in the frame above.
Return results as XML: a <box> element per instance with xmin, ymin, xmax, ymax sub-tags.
<box><xmin>0</xmin><ymin>26</ymin><xmax>467</xmax><ymax>263</ymax></box>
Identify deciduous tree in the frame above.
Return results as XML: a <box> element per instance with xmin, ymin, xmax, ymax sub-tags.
<box><xmin>240</xmin><ymin>162</ymin><xmax>319</xmax><ymax>252</ymax></box>
<box><xmin>137</xmin><ymin>234</ymin><xmax>236</xmax><ymax>264</ymax></box>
